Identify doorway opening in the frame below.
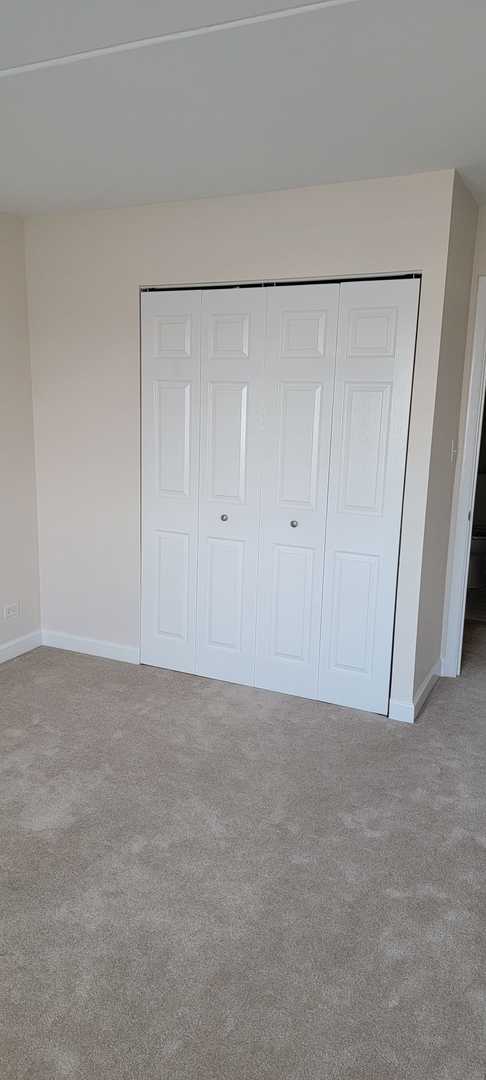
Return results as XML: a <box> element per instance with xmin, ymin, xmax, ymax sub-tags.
<box><xmin>464</xmin><ymin>404</ymin><xmax>486</xmax><ymax>624</ymax></box>
<box><xmin>443</xmin><ymin>276</ymin><xmax>486</xmax><ymax>677</ymax></box>
<box><xmin>462</xmin><ymin>370</ymin><xmax>486</xmax><ymax>669</ymax></box>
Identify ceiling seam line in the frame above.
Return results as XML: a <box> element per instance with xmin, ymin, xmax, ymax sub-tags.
<box><xmin>0</xmin><ymin>0</ymin><xmax>361</xmax><ymax>79</ymax></box>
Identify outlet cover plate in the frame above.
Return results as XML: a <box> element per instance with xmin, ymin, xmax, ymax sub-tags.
<box><xmin>3</xmin><ymin>602</ymin><xmax>19</xmax><ymax>620</ymax></box>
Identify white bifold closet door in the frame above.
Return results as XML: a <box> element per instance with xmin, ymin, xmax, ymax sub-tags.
<box><xmin>196</xmin><ymin>288</ymin><xmax>265</xmax><ymax>685</ymax></box>
<box><xmin>255</xmin><ymin>284</ymin><xmax>339</xmax><ymax>697</ymax></box>
<box><xmin>141</xmin><ymin>289</ymin><xmax>201</xmax><ymax>672</ymax></box>
<box><xmin>141</xmin><ymin>278</ymin><xmax>419</xmax><ymax>715</ymax></box>
<box><xmin>318</xmin><ymin>278</ymin><xmax>420</xmax><ymax>713</ymax></box>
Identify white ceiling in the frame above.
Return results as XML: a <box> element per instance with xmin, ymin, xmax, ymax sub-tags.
<box><xmin>1</xmin><ymin>0</ymin><xmax>486</xmax><ymax>214</ymax></box>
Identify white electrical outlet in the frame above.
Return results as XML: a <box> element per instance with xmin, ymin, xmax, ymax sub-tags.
<box><xmin>3</xmin><ymin>601</ymin><xmax>19</xmax><ymax>620</ymax></box>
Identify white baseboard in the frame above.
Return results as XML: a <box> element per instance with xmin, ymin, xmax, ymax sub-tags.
<box><xmin>0</xmin><ymin>629</ymin><xmax>42</xmax><ymax>665</ymax></box>
<box><xmin>41</xmin><ymin>630</ymin><xmax>140</xmax><ymax>665</ymax></box>
<box><xmin>389</xmin><ymin>660</ymin><xmax>440</xmax><ymax>724</ymax></box>
<box><xmin>413</xmin><ymin>661</ymin><xmax>441</xmax><ymax>719</ymax></box>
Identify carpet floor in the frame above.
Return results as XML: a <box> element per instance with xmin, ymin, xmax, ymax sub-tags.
<box><xmin>1</xmin><ymin>626</ymin><xmax>485</xmax><ymax>1080</ymax></box>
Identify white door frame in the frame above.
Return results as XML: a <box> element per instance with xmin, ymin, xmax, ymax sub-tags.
<box><xmin>443</xmin><ymin>276</ymin><xmax>486</xmax><ymax>676</ymax></box>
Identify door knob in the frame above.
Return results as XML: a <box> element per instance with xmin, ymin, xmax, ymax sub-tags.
<box><xmin>220</xmin><ymin>514</ymin><xmax>229</xmax><ymax>522</ymax></box>
<box><xmin>290</xmin><ymin>520</ymin><xmax>298</xmax><ymax>528</ymax></box>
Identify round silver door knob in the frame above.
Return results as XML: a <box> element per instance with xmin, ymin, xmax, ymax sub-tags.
<box><xmin>220</xmin><ymin>514</ymin><xmax>229</xmax><ymax>522</ymax></box>
<box><xmin>290</xmin><ymin>520</ymin><xmax>298</xmax><ymax>528</ymax></box>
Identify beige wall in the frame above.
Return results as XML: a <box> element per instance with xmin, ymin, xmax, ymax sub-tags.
<box><xmin>0</xmin><ymin>215</ymin><xmax>40</xmax><ymax>649</ymax></box>
<box><xmin>25</xmin><ymin>170</ymin><xmax>457</xmax><ymax>706</ymax></box>
<box><xmin>414</xmin><ymin>175</ymin><xmax>477</xmax><ymax>691</ymax></box>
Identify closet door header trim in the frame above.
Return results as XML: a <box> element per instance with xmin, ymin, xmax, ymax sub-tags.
<box><xmin>142</xmin><ymin>274</ymin><xmax>421</xmax><ymax>294</ymax></box>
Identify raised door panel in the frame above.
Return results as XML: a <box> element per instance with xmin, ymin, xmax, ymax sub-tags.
<box><xmin>207</xmin><ymin>381</ymin><xmax>248</xmax><ymax>503</ymax></box>
<box><xmin>206</xmin><ymin>538</ymin><xmax>245</xmax><ymax>651</ymax></box>
<box><xmin>318</xmin><ymin>279</ymin><xmax>420</xmax><ymax>714</ymax></box>
<box><xmin>277</xmin><ymin>383</ymin><xmax>322</xmax><ymax>509</ymax></box>
<box><xmin>155</xmin><ymin>381</ymin><xmax>192</xmax><ymax>498</ymax></box>
<box><xmin>338</xmin><ymin>382</ymin><xmax>392</xmax><ymax>516</ymax></box>
<box><xmin>255</xmin><ymin>284</ymin><xmax>340</xmax><ymax>698</ymax></box>
<box><xmin>348</xmin><ymin>306</ymin><xmax>398</xmax><ymax>357</ymax></box>
<box><xmin>329</xmin><ymin>551</ymin><xmax>378</xmax><ymax>675</ymax></box>
<box><xmin>154</xmin><ymin>314</ymin><xmax>192</xmax><ymax>358</ymax></box>
<box><xmin>271</xmin><ymin>545</ymin><xmax>314</xmax><ymax>663</ymax></box>
<box><xmin>197</xmin><ymin>289</ymin><xmax>265</xmax><ymax>686</ymax></box>
<box><xmin>156</xmin><ymin>531</ymin><xmax>190</xmax><ymax>641</ymax></box>
<box><xmin>209</xmin><ymin>313</ymin><xmax>250</xmax><ymax>359</ymax></box>
<box><xmin>281</xmin><ymin>309</ymin><xmax>327</xmax><ymax>358</ymax></box>
<box><xmin>141</xmin><ymin>290</ymin><xmax>201</xmax><ymax>672</ymax></box>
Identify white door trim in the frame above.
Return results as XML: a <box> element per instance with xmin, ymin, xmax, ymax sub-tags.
<box><xmin>442</xmin><ymin>276</ymin><xmax>486</xmax><ymax>676</ymax></box>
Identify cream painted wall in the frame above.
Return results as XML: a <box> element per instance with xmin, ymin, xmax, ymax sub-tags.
<box><xmin>0</xmin><ymin>214</ymin><xmax>40</xmax><ymax>650</ymax></box>
<box><xmin>25</xmin><ymin>170</ymin><xmax>457</xmax><ymax>707</ymax></box>
<box><xmin>414</xmin><ymin>174</ymin><xmax>477</xmax><ymax>692</ymax></box>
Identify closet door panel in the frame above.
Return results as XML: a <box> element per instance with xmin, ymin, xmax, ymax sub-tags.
<box><xmin>318</xmin><ymin>279</ymin><xmax>420</xmax><ymax>713</ymax></box>
<box><xmin>206</xmin><ymin>537</ymin><xmax>245</xmax><ymax>650</ymax></box>
<box><xmin>270</xmin><ymin>543</ymin><xmax>314</xmax><ymax>663</ymax></box>
<box><xmin>197</xmin><ymin>289</ymin><xmax>265</xmax><ymax>686</ymax></box>
<box><xmin>206</xmin><ymin>380</ymin><xmax>248</xmax><ymax>501</ymax></box>
<box><xmin>255</xmin><ymin>284</ymin><xmax>340</xmax><ymax>698</ymax></box>
<box><xmin>141</xmin><ymin>291</ymin><xmax>201</xmax><ymax>671</ymax></box>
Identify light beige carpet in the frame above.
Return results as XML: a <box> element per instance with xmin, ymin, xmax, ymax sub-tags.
<box><xmin>1</xmin><ymin>624</ymin><xmax>485</xmax><ymax>1080</ymax></box>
